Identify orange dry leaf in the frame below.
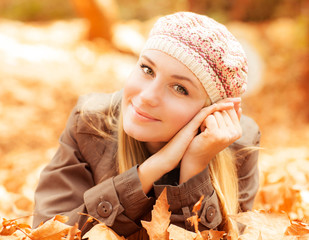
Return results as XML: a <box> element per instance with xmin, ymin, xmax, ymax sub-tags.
<box><xmin>284</xmin><ymin>220</ymin><xmax>309</xmax><ymax>236</ymax></box>
<box><xmin>187</xmin><ymin>195</ymin><xmax>204</xmax><ymax>237</ymax></box>
<box><xmin>66</xmin><ymin>223</ymin><xmax>80</xmax><ymax>240</ymax></box>
<box><xmin>200</xmin><ymin>229</ymin><xmax>225</xmax><ymax>240</ymax></box>
<box><xmin>167</xmin><ymin>196</ymin><xmax>226</xmax><ymax>240</ymax></box>
<box><xmin>29</xmin><ymin>215</ymin><xmax>73</xmax><ymax>240</ymax></box>
<box><xmin>0</xmin><ymin>217</ymin><xmax>31</xmax><ymax>237</ymax></box>
<box><xmin>0</xmin><ymin>219</ymin><xmax>19</xmax><ymax>236</ymax></box>
<box><xmin>141</xmin><ymin>188</ymin><xmax>171</xmax><ymax>240</ymax></box>
<box><xmin>167</xmin><ymin>224</ymin><xmax>197</xmax><ymax>240</ymax></box>
<box><xmin>193</xmin><ymin>196</ymin><xmax>204</xmax><ymax>213</ymax></box>
<box><xmin>0</xmin><ymin>236</ymin><xmax>24</xmax><ymax>240</ymax></box>
<box><xmin>187</xmin><ymin>215</ymin><xmax>202</xmax><ymax>240</ymax></box>
<box><xmin>229</xmin><ymin>210</ymin><xmax>291</xmax><ymax>240</ymax></box>
<box><xmin>82</xmin><ymin>223</ymin><xmax>126</xmax><ymax>240</ymax></box>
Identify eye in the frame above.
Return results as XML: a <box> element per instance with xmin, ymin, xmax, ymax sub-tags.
<box><xmin>140</xmin><ymin>64</ymin><xmax>154</xmax><ymax>76</ymax></box>
<box><xmin>173</xmin><ymin>84</ymin><xmax>188</xmax><ymax>95</ymax></box>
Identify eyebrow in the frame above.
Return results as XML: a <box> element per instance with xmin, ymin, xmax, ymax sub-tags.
<box><xmin>141</xmin><ymin>54</ymin><xmax>198</xmax><ymax>89</ymax></box>
<box><xmin>141</xmin><ymin>55</ymin><xmax>156</xmax><ymax>67</ymax></box>
<box><xmin>171</xmin><ymin>74</ymin><xmax>198</xmax><ymax>89</ymax></box>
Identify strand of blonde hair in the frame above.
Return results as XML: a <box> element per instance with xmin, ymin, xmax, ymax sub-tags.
<box><xmin>209</xmin><ymin>148</ymin><xmax>239</xmax><ymax>239</ymax></box>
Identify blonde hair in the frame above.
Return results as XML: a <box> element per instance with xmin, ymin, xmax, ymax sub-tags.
<box><xmin>209</xmin><ymin>149</ymin><xmax>239</xmax><ymax>238</ymax></box>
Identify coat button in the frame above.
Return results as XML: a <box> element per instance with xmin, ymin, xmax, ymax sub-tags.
<box><xmin>97</xmin><ymin>201</ymin><xmax>113</xmax><ymax>218</ymax></box>
<box><xmin>206</xmin><ymin>205</ymin><xmax>216</xmax><ymax>223</ymax></box>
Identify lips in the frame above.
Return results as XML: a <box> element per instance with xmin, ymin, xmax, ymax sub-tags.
<box><xmin>131</xmin><ymin>103</ymin><xmax>160</xmax><ymax>121</ymax></box>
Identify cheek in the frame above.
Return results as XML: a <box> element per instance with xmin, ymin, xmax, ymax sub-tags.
<box><xmin>165</xmin><ymin>103</ymin><xmax>202</xmax><ymax>133</ymax></box>
<box><xmin>123</xmin><ymin>69</ymin><xmax>143</xmax><ymax>101</ymax></box>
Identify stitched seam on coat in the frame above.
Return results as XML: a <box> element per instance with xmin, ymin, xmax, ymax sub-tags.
<box><xmin>167</xmin><ymin>176</ymin><xmax>213</xmax><ymax>202</ymax></box>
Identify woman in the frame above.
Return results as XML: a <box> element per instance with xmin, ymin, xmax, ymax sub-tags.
<box><xmin>33</xmin><ymin>12</ymin><xmax>260</xmax><ymax>238</ymax></box>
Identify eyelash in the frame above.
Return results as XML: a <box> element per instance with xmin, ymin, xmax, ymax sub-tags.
<box><xmin>139</xmin><ymin>63</ymin><xmax>189</xmax><ymax>96</ymax></box>
<box><xmin>173</xmin><ymin>84</ymin><xmax>188</xmax><ymax>95</ymax></box>
<box><xmin>140</xmin><ymin>64</ymin><xmax>154</xmax><ymax>76</ymax></box>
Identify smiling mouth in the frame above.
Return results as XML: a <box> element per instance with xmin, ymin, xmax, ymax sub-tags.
<box><xmin>131</xmin><ymin>103</ymin><xmax>160</xmax><ymax>121</ymax></box>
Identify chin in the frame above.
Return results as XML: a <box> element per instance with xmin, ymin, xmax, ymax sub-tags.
<box><xmin>123</xmin><ymin>127</ymin><xmax>169</xmax><ymax>142</ymax></box>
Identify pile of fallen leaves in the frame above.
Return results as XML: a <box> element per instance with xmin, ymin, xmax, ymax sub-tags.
<box><xmin>255</xmin><ymin>147</ymin><xmax>309</xmax><ymax>222</ymax></box>
<box><xmin>0</xmin><ymin>216</ymin><xmax>80</xmax><ymax>240</ymax></box>
<box><xmin>2</xmin><ymin>189</ymin><xmax>309</xmax><ymax>240</ymax></box>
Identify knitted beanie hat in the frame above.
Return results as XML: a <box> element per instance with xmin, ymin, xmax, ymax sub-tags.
<box><xmin>141</xmin><ymin>12</ymin><xmax>248</xmax><ymax>103</ymax></box>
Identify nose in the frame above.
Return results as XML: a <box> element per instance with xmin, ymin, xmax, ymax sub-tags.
<box><xmin>139</xmin><ymin>78</ymin><xmax>162</xmax><ymax>107</ymax></box>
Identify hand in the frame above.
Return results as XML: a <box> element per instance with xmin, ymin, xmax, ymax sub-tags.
<box><xmin>179</xmin><ymin>102</ymin><xmax>242</xmax><ymax>183</ymax></box>
<box><xmin>216</xmin><ymin>97</ymin><xmax>242</xmax><ymax>121</ymax></box>
<box><xmin>138</xmin><ymin>101</ymin><xmax>236</xmax><ymax>193</ymax></box>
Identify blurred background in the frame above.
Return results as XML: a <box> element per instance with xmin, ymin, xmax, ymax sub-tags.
<box><xmin>0</xmin><ymin>0</ymin><xmax>308</xmax><ymax>226</ymax></box>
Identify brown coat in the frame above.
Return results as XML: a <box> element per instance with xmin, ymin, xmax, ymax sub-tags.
<box><xmin>33</xmin><ymin>90</ymin><xmax>261</xmax><ymax>237</ymax></box>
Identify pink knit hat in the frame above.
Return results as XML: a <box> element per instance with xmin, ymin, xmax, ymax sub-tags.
<box><xmin>141</xmin><ymin>12</ymin><xmax>248</xmax><ymax>103</ymax></box>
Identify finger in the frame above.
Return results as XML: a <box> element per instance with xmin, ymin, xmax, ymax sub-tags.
<box><xmin>221</xmin><ymin>110</ymin><xmax>234</xmax><ymax>127</ymax></box>
<box><xmin>216</xmin><ymin>98</ymin><xmax>242</xmax><ymax>118</ymax></box>
<box><xmin>200</xmin><ymin>119</ymin><xmax>206</xmax><ymax>132</ymax></box>
<box><xmin>205</xmin><ymin>114</ymin><xmax>218</xmax><ymax>129</ymax></box>
<box><xmin>183</xmin><ymin>102</ymin><xmax>233</xmax><ymax>133</ymax></box>
<box><xmin>213</xmin><ymin>111</ymin><xmax>227</xmax><ymax>128</ymax></box>
<box><xmin>226</xmin><ymin>108</ymin><xmax>240</xmax><ymax>125</ymax></box>
<box><xmin>234</xmin><ymin>101</ymin><xmax>240</xmax><ymax>113</ymax></box>
<box><xmin>202</xmin><ymin>102</ymin><xmax>234</xmax><ymax>115</ymax></box>
<box><xmin>232</xmin><ymin>101</ymin><xmax>241</xmax><ymax>120</ymax></box>
<box><xmin>237</xmin><ymin>107</ymin><xmax>242</xmax><ymax>120</ymax></box>
<box><xmin>175</xmin><ymin>101</ymin><xmax>236</xmax><ymax>142</ymax></box>
<box><xmin>217</xmin><ymin>97</ymin><xmax>241</xmax><ymax>105</ymax></box>
<box><xmin>220</xmin><ymin>110</ymin><xmax>242</xmax><ymax>141</ymax></box>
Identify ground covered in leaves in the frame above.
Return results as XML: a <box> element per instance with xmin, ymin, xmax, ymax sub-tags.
<box><xmin>0</xmin><ymin>16</ymin><xmax>308</xmax><ymax>239</ymax></box>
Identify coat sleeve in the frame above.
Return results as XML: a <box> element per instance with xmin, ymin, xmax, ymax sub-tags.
<box><xmin>33</xmin><ymin>102</ymin><xmax>154</xmax><ymax>237</ymax></box>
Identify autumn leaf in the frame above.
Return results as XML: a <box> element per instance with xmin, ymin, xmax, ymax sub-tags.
<box><xmin>0</xmin><ymin>236</ymin><xmax>24</xmax><ymax>240</ymax></box>
<box><xmin>284</xmin><ymin>220</ymin><xmax>309</xmax><ymax>236</ymax></box>
<box><xmin>82</xmin><ymin>223</ymin><xmax>126</xmax><ymax>240</ymax></box>
<box><xmin>66</xmin><ymin>223</ymin><xmax>81</xmax><ymax>240</ymax></box>
<box><xmin>167</xmin><ymin>224</ymin><xmax>196</xmax><ymax>240</ymax></box>
<box><xmin>200</xmin><ymin>229</ymin><xmax>225</xmax><ymax>240</ymax></box>
<box><xmin>186</xmin><ymin>215</ymin><xmax>202</xmax><ymax>240</ymax></box>
<box><xmin>187</xmin><ymin>195</ymin><xmax>204</xmax><ymax>239</ymax></box>
<box><xmin>192</xmin><ymin>196</ymin><xmax>204</xmax><ymax>213</ymax></box>
<box><xmin>229</xmin><ymin>211</ymin><xmax>291</xmax><ymax>240</ymax></box>
<box><xmin>0</xmin><ymin>217</ymin><xmax>31</xmax><ymax>237</ymax></box>
<box><xmin>0</xmin><ymin>219</ymin><xmax>19</xmax><ymax>236</ymax></box>
<box><xmin>141</xmin><ymin>188</ymin><xmax>171</xmax><ymax>240</ymax></box>
<box><xmin>29</xmin><ymin>215</ymin><xmax>72</xmax><ymax>240</ymax></box>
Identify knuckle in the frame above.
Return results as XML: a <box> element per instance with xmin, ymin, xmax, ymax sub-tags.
<box><xmin>233</xmin><ymin>130</ymin><xmax>242</xmax><ymax>141</ymax></box>
<box><xmin>217</xmin><ymin>133</ymin><xmax>226</xmax><ymax>143</ymax></box>
<box><xmin>211</xmin><ymin>103</ymin><xmax>218</xmax><ymax>110</ymax></box>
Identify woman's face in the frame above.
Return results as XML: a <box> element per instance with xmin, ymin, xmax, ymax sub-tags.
<box><xmin>122</xmin><ymin>49</ymin><xmax>207</xmax><ymax>149</ymax></box>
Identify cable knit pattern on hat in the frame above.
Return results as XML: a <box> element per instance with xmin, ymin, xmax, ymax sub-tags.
<box><xmin>141</xmin><ymin>12</ymin><xmax>248</xmax><ymax>103</ymax></box>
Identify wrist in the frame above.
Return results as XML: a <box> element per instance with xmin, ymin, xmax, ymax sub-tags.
<box><xmin>138</xmin><ymin>154</ymin><xmax>172</xmax><ymax>194</ymax></box>
<box><xmin>179</xmin><ymin>156</ymin><xmax>212</xmax><ymax>184</ymax></box>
